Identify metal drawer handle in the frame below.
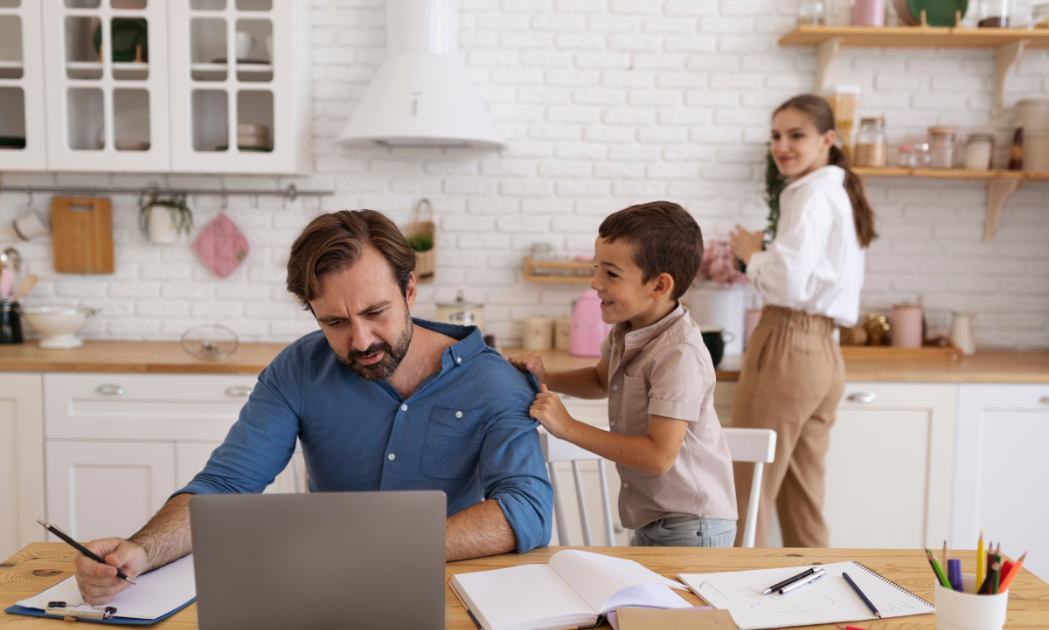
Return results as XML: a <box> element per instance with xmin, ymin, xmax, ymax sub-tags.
<box><xmin>225</xmin><ymin>386</ymin><xmax>254</xmax><ymax>398</ymax></box>
<box><xmin>1040</xmin><ymin>396</ymin><xmax>1049</xmax><ymax>405</ymax></box>
<box><xmin>95</xmin><ymin>385</ymin><xmax>125</xmax><ymax>396</ymax></box>
<box><xmin>847</xmin><ymin>392</ymin><xmax>877</xmax><ymax>404</ymax></box>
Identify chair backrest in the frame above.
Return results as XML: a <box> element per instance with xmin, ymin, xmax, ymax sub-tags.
<box><xmin>722</xmin><ymin>428</ymin><xmax>777</xmax><ymax>548</ymax></box>
<box><xmin>539</xmin><ymin>431</ymin><xmax>616</xmax><ymax>547</ymax></box>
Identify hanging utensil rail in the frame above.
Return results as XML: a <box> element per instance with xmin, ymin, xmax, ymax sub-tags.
<box><xmin>0</xmin><ymin>184</ymin><xmax>332</xmax><ymax>201</ymax></box>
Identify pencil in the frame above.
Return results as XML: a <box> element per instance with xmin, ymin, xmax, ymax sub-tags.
<box><xmin>979</xmin><ymin>559</ymin><xmax>1000</xmax><ymax>595</ymax></box>
<box><xmin>942</xmin><ymin>540</ymin><xmax>949</xmax><ymax>568</ymax></box>
<box><xmin>998</xmin><ymin>552</ymin><xmax>1027</xmax><ymax>593</ymax></box>
<box><xmin>36</xmin><ymin>519</ymin><xmax>135</xmax><ymax>585</ymax></box>
<box><xmin>976</xmin><ymin>532</ymin><xmax>986</xmax><ymax>593</ymax></box>
<box><xmin>843</xmin><ymin>572</ymin><xmax>881</xmax><ymax>619</ymax></box>
<box><xmin>925</xmin><ymin>550</ymin><xmax>952</xmax><ymax>588</ymax></box>
<box><xmin>993</xmin><ymin>550</ymin><xmax>1002</xmax><ymax>594</ymax></box>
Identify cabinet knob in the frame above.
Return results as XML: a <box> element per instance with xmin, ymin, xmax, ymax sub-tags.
<box><xmin>846</xmin><ymin>392</ymin><xmax>877</xmax><ymax>404</ymax></box>
<box><xmin>95</xmin><ymin>384</ymin><xmax>125</xmax><ymax>396</ymax></box>
<box><xmin>1040</xmin><ymin>396</ymin><xmax>1049</xmax><ymax>405</ymax></box>
<box><xmin>225</xmin><ymin>386</ymin><xmax>254</xmax><ymax>398</ymax></box>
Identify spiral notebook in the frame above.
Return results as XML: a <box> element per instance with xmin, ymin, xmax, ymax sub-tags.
<box><xmin>677</xmin><ymin>561</ymin><xmax>935</xmax><ymax>630</ymax></box>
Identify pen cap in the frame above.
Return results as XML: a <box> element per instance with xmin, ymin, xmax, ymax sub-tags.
<box><xmin>935</xmin><ymin>574</ymin><xmax>1008</xmax><ymax>630</ymax></box>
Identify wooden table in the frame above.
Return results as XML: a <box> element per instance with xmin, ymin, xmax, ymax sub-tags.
<box><xmin>3</xmin><ymin>545</ymin><xmax>1048</xmax><ymax>629</ymax></box>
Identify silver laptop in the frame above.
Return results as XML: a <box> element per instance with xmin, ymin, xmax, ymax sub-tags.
<box><xmin>189</xmin><ymin>491</ymin><xmax>446</xmax><ymax>630</ymax></box>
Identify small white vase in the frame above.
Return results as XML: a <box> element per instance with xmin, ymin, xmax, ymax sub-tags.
<box><xmin>147</xmin><ymin>206</ymin><xmax>179</xmax><ymax>245</ymax></box>
<box><xmin>687</xmin><ymin>281</ymin><xmax>745</xmax><ymax>355</ymax></box>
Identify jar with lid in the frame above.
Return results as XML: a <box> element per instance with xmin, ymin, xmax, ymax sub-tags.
<box><xmin>928</xmin><ymin>126</ymin><xmax>958</xmax><ymax>169</ymax></box>
<box><xmin>978</xmin><ymin>0</ymin><xmax>1011</xmax><ymax>27</ymax></box>
<box><xmin>855</xmin><ymin>117</ymin><xmax>887</xmax><ymax>167</ymax></box>
<box><xmin>964</xmin><ymin>133</ymin><xmax>995</xmax><ymax>170</ymax></box>
<box><xmin>898</xmin><ymin>144</ymin><xmax>917</xmax><ymax>168</ymax></box>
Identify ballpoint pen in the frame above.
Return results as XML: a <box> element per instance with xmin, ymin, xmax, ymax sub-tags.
<box><xmin>780</xmin><ymin>569</ymin><xmax>826</xmax><ymax>594</ymax></box>
<box><xmin>36</xmin><ymin>519</ymin><xmax>135</xmax><ymax>585</ymax></box>
<box><xmin>763</xmin><ymin>567</ymin><xmax>816</xmax><ymax>595</ymax></box>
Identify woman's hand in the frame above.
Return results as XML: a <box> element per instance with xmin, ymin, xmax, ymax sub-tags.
<box><xmin>530</xmin><ymin>385</ymin><xmax>576</xmax><ymax>440</ymax></box>
<box><xmin>507</xmin><ymin>352</ymin><xmax>547</xmax><ymax>385</ymax></box>
<box><xmin>729</xmin><ymin>225</ymin><xmax>765</xmax><ymax>265</ymax></box>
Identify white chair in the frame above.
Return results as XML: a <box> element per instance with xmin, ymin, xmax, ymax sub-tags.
<box><xmin>722</xmin><ymin>427</ymin><xmax>777</xmax><ymax>548</ymax></box>
<box><xmin>540</xmin><ymin>431</ymin><xmax>616</xmax><ymax>547</ymax></box>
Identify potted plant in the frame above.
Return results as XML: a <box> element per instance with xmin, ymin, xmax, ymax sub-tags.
<box><xmin>139</xmin><ymin>194</ymin><xmax>193</xmax><ymax>245</ymax></box>
<box><xmin>403</xmin><ymin>199</ymin><xmax>436</xmax><ymax>283</ymax></box>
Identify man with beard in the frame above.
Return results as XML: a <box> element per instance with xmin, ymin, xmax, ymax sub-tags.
<box><xmin>72</xmin><ymin>210</ymin><xmax>553</xmax><ymax>606</ymax></box>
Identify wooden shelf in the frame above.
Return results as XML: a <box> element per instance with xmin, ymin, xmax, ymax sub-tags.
<box><xmin>853</xmin><ymin>167</ymin><xmax>1049</xmax><ymax>239</ymax></box>
<box><xmin>523</xmin><ymin>257</ymin><xmax>596</xmax><ymax>284</ymax></box>
<box><xmin>779</xmin><ymin>25</ymin><xmax>1049</xmax><ymax>49</ymax></box>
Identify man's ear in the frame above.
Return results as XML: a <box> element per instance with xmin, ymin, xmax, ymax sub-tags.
<box><xmin>650</xmin><ymin>273</ymin><xmax>675</xmax><ymax>302</ymax></box>
<box><xmin>404</xmin><ymin>272</ymin><xmax>417</xmax><ymax>310</ymax></box>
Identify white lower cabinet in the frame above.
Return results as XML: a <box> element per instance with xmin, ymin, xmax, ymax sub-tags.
<box><xmin>0</xmin><ymin>373</ymin><xmax>46</xmax><ymax>561</ymax></box>
<box><xmin>953</xmin><ymin>384</ymin><xmax>1049</xmax><ymax>582</ymax></box>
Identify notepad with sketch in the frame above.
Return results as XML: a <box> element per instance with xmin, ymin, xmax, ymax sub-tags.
<box><xmin>677</xmin><ymin>561</ymin><xmax>935</xmax><ymax>630</ymax></box>
<box><xmin>5</xmin><ymin>554</ymin><xmax>196</xmax><ymax>625</ymax></box>
<box><xmin>450</xmin><ymin>550</ymin><xmax>692</xmax><ymax>630</ymax></box>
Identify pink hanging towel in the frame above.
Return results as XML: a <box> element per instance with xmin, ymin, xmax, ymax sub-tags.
<box><xmin>193</xmin><ymin>213</ymin><xmax>250</xmax><ymax>278</ymax></box>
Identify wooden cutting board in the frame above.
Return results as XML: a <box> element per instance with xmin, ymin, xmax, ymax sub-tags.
<box><xmin>51</xmin><ymin>197</ymin><xmax>115</xmax><ymax>274</ymax></box>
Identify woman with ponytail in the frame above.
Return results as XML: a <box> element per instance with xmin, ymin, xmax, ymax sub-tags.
<box><xmin>727</xmin><ymin>94</ymin><xmax>875</xmax><ymax>548</ymax></box>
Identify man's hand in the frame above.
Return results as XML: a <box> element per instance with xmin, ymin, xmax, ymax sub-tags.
<box><xmin>729</xmin><ymin>224</ymin><xmax>765</xmax><ymax>265</ymax></box>
<box><xmin>74</xmin><ymin>538</ymin><xmax>149</xmax><ymax>605</ymax></box>
<box><xmin>507</xmin><ymin>352</ymin><xmax>547</xmax><ymax>385</ymax></box>
<box><xmin>529</xmin><ymin>385</ymin><xmax>577</xmax><ymax>440</ymax></box>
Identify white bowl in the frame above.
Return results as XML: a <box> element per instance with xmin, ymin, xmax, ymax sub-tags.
<box><xmin>20</xmin><ymin>305</ymin><xmax>97</xmax><ymax>349</ymax></box>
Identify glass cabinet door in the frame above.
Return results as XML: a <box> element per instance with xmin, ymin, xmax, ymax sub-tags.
<box><xmin>0</xmin><ymin>1</ymin><xmax>47</xmax><ymax>171</ymax></box>
<box><xmin>42</xmin><ymin>0</ymin><xmax>170</xmax><ymax>171</ymax></box>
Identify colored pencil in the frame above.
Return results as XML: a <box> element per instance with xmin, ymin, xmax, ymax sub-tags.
<box><xmin>979</xmin><ymin>559</ymin><xmax>1000</xmax><ymax>595</ymax></box>
<box><xmin>948</xmin><ymin>559</ymin><xmax>963</xmax><ymax>592</ymax></box>
<box><xmin>994</xmin><ymin>551</ymin><xmax>1002</xmax><ymax>594</ymax></box>
<box><xmin>926</xmin><ymin>549</ymin><xmax>951</xmax><ymax>588</ymax></box>
<box><xmin>998</xmin><ymin>552</ymin><xmax>1027</xmax><ymax>593</ymax></box>
<box><xmin>942</xmin><ymin>540</ymin><xmax>949</xmax><ymax>568</ymax></box>
<box><xmin>976</xmin><ymin>532</ymin><xmax>986</xmax><ymax>593</ymax></box>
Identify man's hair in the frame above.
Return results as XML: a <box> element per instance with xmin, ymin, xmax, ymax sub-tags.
<box><xmin>286</xmin><ymin>210</ymin><xmax>416</xmax><ymax>308</ymax></box>
<box><xmin>598</xmin><ymin>201</ymin><xmax>703</xmax><ymax>301</ymax></box>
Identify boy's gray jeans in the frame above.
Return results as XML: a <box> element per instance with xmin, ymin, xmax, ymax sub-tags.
<box><xmin>631</xmin><ymin>516</ymin><xmax>737</xmax><ymax>548</ymax></box>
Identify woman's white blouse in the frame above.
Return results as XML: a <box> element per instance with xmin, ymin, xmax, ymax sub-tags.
<box><xmin>746</xmin><ymin>165</ymin><xmax>865</xmax><ymax>328</ymax></box>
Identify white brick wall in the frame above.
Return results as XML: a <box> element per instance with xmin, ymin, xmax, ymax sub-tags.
<box><xmin>2</xmin><ymin>0</ymin><xmax>1048</xmax><ymax>348</ymax></box>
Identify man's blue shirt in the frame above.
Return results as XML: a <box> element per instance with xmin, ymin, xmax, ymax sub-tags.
<box><xmin>178</xmin><ymin>319</ymin><xmax>553</xmax><ymax>553</ymax></box>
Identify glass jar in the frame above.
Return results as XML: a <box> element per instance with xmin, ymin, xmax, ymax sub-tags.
<box><xmin>914</xmin><ymin>142</ymin><xmax>932</xmax><ymax>167</ymax></box>
<box><xmin>798</xmin><ymin>0</ymin><xmax>827</xmax><ymax>25</ymax></box>
<box><xmin>855</xmin><ymin>117</ymin><xmax>887</xmax><ymax>167</ymax></box>
<box><xmin>928</xmin><ymin>126</ymin><xmax>958</xmax><ymax>169</ymax></box>
<box><xmin>898</xmin><ymin>144</ymin><xmax>917</xmax><ymax>168</ymax></box>
<box><xmin>978</xmin><ymin>0</ymin><xmax>1011</xmax><ymax>27</ymax></box>
<box><xmin>964</xmin><ymin>133</ymin><xmax>995</xmax><ymax>170</ymax></box>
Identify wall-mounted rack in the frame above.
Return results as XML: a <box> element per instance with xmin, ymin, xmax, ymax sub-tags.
<box><xmin>0</xmin><ymin>183</ymin><xmax>333</xmax><ymax>203</ymax></box>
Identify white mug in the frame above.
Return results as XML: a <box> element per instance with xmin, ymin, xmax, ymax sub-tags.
<box><xmin>13</xmin><ymin>207</ymin><xmax>50</xmax><ymax>241</ymax></box>
<box><xmin>235</xmin><ymin>32</ymin><xmax>256</xmax><ymax>60</ymax></box>
<box><xmin>949</xmin><ymin>311</ymin><xmax>976</xmax><ymax>356</ymax></box>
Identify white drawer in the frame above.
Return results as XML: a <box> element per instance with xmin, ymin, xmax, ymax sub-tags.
<box><xmin>44</xmin><ymin>373</ymin><xmax>258</xmax><ymax>441</ymax></box>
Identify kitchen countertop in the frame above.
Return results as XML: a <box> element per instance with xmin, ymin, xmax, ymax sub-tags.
<box><xmin>1</xmin><ymin>341</ymin><xmax>1049</xmax><ymax>382</ymax></box>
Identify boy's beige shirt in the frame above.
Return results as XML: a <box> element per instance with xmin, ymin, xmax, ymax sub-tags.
<box><xmin>600</xmin><ymin>304</ymin><xmax>738</xmax><ymax>529</ymax></box>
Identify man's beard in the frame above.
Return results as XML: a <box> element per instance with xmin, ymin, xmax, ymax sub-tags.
<box><xmin>339</xmin><ymin>306</ymin><xmax>413</xmax><ymax>382</ymax></box>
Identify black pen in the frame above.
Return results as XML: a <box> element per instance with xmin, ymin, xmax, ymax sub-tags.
<box><xmin>762</xmin><ymin>567</ymin><xmax>816</xmax><ymax>595</ymax></box>
<box><xmin>37</xmin><ymin>519</ymin><xmax>135</xmax><ymax>585</ymax></box>
<box><xmin>843</xmin><ymin>571</ymin><xmax>881</xmax><ymax>618</ymax></box>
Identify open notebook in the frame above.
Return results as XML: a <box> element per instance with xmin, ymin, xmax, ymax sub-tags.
<box><xmin>678</xmin><ymin>561</ymin><xmax>935</xmax><ymax>630</ymax></box>
<box><xmin>6</xmin><ymin>554</ymin><xmax>196</xmax><ymax>625</ymax></box>
<box><xmin>451</xmin><ymin>550</ymin><xmax>692</xmax><ymax>630</ymax></box>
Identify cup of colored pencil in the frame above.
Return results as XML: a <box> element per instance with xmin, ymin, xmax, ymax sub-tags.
<box><xmin>926</xmin><ymin>535</ymin><xmax>1027</xmax><ymax>630</ymax></box>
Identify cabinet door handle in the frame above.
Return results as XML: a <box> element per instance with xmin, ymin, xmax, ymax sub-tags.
<box><xmin>95</xmin><ymin>384</ymin><xmax>125</xmax><ymax>396</ymax></box>
<box><xmin>1040</xmin><ymin>396</ymin><xmax>1049</xmax><ymax>405</ymax></box>
<box><xmin>847</xmin><ymin>392</ymin><xmax>877</xmax><ymax>404</ymax></box>
<box><xmin>225</xmin><ymin>386</ymin><xmax>254</xmax><ymax>398</ymax></box>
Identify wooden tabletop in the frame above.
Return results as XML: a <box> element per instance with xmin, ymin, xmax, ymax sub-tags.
<box><xmin>0</xmin><ymin>341</ymin><xmax>286</xmax><ymax>374</ymax></box>
<box><xmin>500</xmin><ymin>348</ymin><xmax>1049</xmax><ymax>384</ymax></box>
<box><xmin>3</xmin><ymin>544</ymin><xmax>1048</xmax><ymax>629</ymax></box>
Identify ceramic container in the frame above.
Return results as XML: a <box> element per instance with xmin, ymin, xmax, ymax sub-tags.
<box><xmin>522</xmin><ymin>317</ymin><xmax>553</xmax><ymax>351</ymax></box>
<box><xmin>935</xmin><ymin>574</ymin><xmax>1008</xmax><ymax>630</ymax></box>
<box><xmin>20</xmin><ymin>305</ymin><xmax>96</xmax><ymax>349</ymax></box>
<box><xmin>891</xmin><ymin>304</ymin><xmax>924</xmax><ymax>348</ymax></box>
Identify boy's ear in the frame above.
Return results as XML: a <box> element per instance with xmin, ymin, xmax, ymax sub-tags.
<box><xmin>649</xmin><ymin>272</ymin><xmax>675</xmax><ymax>302</ymax></box>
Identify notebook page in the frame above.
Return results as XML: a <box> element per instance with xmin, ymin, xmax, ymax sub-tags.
<box><xmin>16</xmin><ymin>554</ymin><xmax>196</xmax><ymax>620</ymax></box>
<box><xmin>549</xmin><ymin>550</ymin><xmax>688</xmax><ymax>613</ymax></box>
<box><xmin>678</xmin><ymin>561</ymin><xmax>933</xmax><ymax>630</ymax></box>
<box><xmin>452</xmin><ymin>564</ymin><xmax>596</xmax><ymax>630</ymax></box>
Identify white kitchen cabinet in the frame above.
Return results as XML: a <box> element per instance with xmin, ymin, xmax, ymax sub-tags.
<box><xmin>176</xmin><ymin>441</ymin><xmax>304</xmax><ymax>495</ymax></box>
<box><xmin>0</xmin><ymin>2</ymin><xmax>47</xmax><ymax>170</ymax></box>
<box><xmin>42</xmin><ymin>0</ymin><xmax>172</xmax><ymax>171</ymax></box>
<box><xmin>167</xmin><ymin>0</ymin><xmax>312</xmax><ymax>173</ymax></box>
<box><xmin>0</xmin><ymin>373</ymin><xmax>45</xmax><ymax>561</ymax></box>
<box><xmin>953</xmin><ymin>384</ymin><xmax>1049</xmax><ymax>582</ymax></box>
<box><xmin>46</xmin><ymin>440</ymin><xmax>176</xmax><ymax>543</ymax></box>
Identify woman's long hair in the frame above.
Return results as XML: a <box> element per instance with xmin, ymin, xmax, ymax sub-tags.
<box><xmin>774</xmin><ymin>94</ymin><xmax>878</xmax><ymax>248</ymax></box>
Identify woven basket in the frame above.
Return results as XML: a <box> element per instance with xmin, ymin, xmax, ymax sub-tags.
<box><xmin>404</xmin><ymin>198</ymin><xmax>436</xmax><ymax>284</ymax></box>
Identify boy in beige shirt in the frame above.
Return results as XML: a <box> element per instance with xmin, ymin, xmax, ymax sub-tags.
<box><xmin>510</xmin><ymin>201</ymin><xmax>737</xmax><ymax>547</ymax></box>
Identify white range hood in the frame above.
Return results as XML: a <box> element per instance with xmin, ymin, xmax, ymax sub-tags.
<box><xmin>337</xmin><ymin>0</ymin><xmax>505</xmax><ymax>150</ymax></box>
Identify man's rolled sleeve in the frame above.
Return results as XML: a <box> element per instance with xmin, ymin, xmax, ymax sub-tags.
<box><xmin>477</xmin><ymin>394</ymin><xmax>553</xmax><ymax>553</ymax></box>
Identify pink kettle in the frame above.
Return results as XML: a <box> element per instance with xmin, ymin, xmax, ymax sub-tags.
<box><xmin>568</xmin><ymin>290</ymin><xmax>611</xmax><ymax>357</ymax></box>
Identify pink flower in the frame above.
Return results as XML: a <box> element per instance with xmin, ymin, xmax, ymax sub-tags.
<box><xmin>698</xmin><ymin>240</ymin><xmax>749</xmax><ymax>287</ymax></box>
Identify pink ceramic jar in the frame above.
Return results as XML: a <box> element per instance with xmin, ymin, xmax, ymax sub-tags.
<box><xmin>853</xmin><ymin>0</ymin><xmax>886</xmax><ymax>26</ymax></box>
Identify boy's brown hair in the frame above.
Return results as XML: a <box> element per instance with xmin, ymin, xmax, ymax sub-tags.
<box><xmin>598</xmin><ymin>201</ymin><xmax>703</xmax><ymax>301</ymax></box>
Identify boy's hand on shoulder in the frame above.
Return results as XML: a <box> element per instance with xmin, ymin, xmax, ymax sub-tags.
<box><xmin>507</xmin><ymin>352</ymin><xmax>547</xmax><ymax>385</ymax></box>
<box><xmin>530</xmin><ymin>385</ymin><xmax>575</xmax><ymax>440</ymax></box>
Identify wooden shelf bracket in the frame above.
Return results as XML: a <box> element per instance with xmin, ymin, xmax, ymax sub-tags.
<box><xmin>993</xmin><ymin>40</ymin><xmax>1027</xmax><ymax>118</ymax></box>
<box><xmin>814</xmin><ymin>37</ymin><xmax>843</xmax><ymax>94</ymax></box>
<box><xmin>983</xmin><ymin>179</ymin><xmax>1024</xmax><ymax>240</ymax></box>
